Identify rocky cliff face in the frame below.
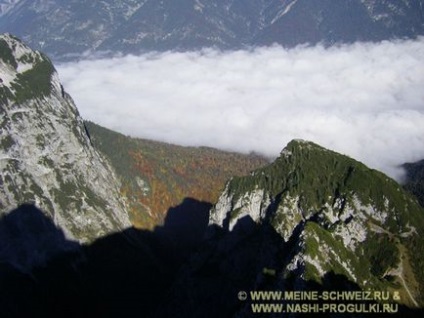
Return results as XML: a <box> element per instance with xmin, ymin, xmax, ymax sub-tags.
<box><xmin>210</xmin><ymin>140</ymin><xmax>423</xmax><ymax>289</ymax></box>
<box><xmin>0</xmin><ymin>34</ymin><xmax>131</xmax><ymax>243</ymax></box>
<box><xmin>156</xmin><ymin>140</ymin><xmax>424</xmax><ymax>317</ymax></box>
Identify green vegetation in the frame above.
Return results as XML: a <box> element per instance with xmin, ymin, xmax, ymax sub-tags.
<box><xmin>406</xmin><ymin>228</ymin><xmax>424</xmax><ymax>304</ymax></box>
<box><xmin>51</xmin><ymin>188</ymin><xmax>71</xmax><ymax>212</ymax></box>
<box><xmin>228</xmin><ymin>140</ymin><xmax>421</xmax><ymax>230</ymax></box>
<box><xmin>35</xmin><ymin>134</ymin><xmax>46</xmax><ymax>148</ymax></box>
<box><xmin>0</xmin><ymin>86</ymin><xmax>14</xmax><ymax>106</ymax></box>
<box><xmin>304</xmin><ymin>222</ymin><xmax>363</xmax><ymax>283</ymax></box>
<box><xmin>1</xmin><ymin>36</ymin><xmax>55</xmax><ymax>104</ymax></box>
<box><xmin>11</xmin><ymin>112</ymin><xmax>23</xmax><ymax>122</ymax></box>
<box><xmin>0</xmin><ymin>38</ymin><xmax>18</xmax><ymax>69</ymax></box>
<box><xmin>80</xmin><ymin>183</ymin><xmax>108</xmax><ymax>212</ymax></box>
<box><xmin>10</xmin><ymin>57</ymin><xmax>55</xmax><ymax>103</ymax></box>
<box><xmin>17</xmin><ymin>52</ymin><xmax>36</xmax><ymax>65</ymax></box>
<box><xmin>29</xmin><ymin>182</ymin><xmax>45</xmax><ymax>199</ymax></box>
<box><xmin>229</xmin><ymin>207</ymin><xmax>243</xmax><ymax>222</ymax></box>
<box><xmin>85</xmin><ymin>121</ymin><xmax>269</xmax><ymax>228</ymax></box>
<box><xmin>0</xmin><ymin>135</ymin><xmax>15</xmax><ymax>150</ymax></box>
<box><xmin>38</xmin><ymin>156</ymin><xmax>55</xmax><ymax>168</ymax></box>
<box><xmin>363</xmin><ymin>232</ymin><xmax>399</xmax><ymax>277</ymax></box>
<box><xmin>226</xmin><ymin>139</ymin><xmax>424</xmax><ymax>305</ymax></box>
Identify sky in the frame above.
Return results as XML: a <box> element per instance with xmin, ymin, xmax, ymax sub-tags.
<box><xmin>56</xmin><ymin>38</ymin><xmax>424</xmax><ymax>181</ymax></box>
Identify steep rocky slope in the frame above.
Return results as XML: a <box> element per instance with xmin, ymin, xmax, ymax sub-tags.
<box><xmin>0</xmin><ymin>34</ymin><xmax>131</xmax><ymax>244</ymax></box>
<box><xmin>156</xmin><ymin>140</ymin><xmax>424</xmax><ymax>316</ymax></box>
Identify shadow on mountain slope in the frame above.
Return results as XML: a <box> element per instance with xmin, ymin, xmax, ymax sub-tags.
<box><xmin>0</xmin><ymin>204</ymin><xmax>79</xmax><ymax>271</ymax></box>
<box><xmin>403</xmin><ymin>159</ymin><xmax>424</xmax><ymax>208</ymax></box>
<box><xmin>155</xmin><ymin>197</ymin><xmax>211</xmax><ymax>262</ymax></box>
<box><xmin>0</xmin><ymin>204</ymin><xmax>80</xmax><ymax>318</ymax></box>
<box><xmin>0</xmin><ymin>203</ymin><xmax>423</xmax><ymax>317</ymax></box>
<box><xmin>77</xmin><ymin>197</ymin><xmax>211</xmax><ymax>317</ymax></box>
<box><xmin>0</xmin><ymin>199</ymin><xmax>210</xmax><ymax>318</ymax></box>
<box><xmin>153</xmin><ymin>214</ymin><xmax>424</xmax><ymax>318</ymax></box>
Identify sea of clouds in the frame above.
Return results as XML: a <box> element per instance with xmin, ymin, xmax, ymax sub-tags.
<box><xmin>57</xmin><ymin>38</ymin><xmax>424</xmax><ymax>181</ymax></box>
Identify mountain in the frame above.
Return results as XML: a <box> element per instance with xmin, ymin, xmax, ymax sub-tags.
<box><xmin>2</xmin><ymin>34</ymin><xmax>424</xmax><ymax>316</ymax></box>
<box><xmin>0</xmin><ymin>0</ymin><xmax>19</xmax><ymax>16</ymax></box>
<box><xmin>0</xmin><ymin>34</ymin><xmax>269</xmax><ymax>317</ymax></box>
<box><xmin>0</xmin><ymin>31</ymin><xmax>268</xmax><ymax>238</ymax></box>
<box><xmin>84</xmin><ymin>121</ymin><xmax>269</xmax><ymax>230</ymax></box>
<box><xmin>3</xmin><ymin>139</ymin><xmax>424</xmax><ymax>318</ymax></box>
<box><xmin>0</xmin><ymin>0</ymin><xmax>423</xmax><ymax>59</ymax></box>
<box><xmin>0</xmin><ymin>33</ymin><xmax>131</xmax><ymax>246</ymax></box>
<box><xmin>156</xmin><ymin>140</ymin><xmax>424</xmax><ymax>316</ymax></box>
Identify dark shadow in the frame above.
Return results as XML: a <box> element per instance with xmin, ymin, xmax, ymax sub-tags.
<box><xmin>153</xmin><ymin>213</ymin><xmax>424</xmax><ymax>318</ymax></box>
<box><xmin>402</xmin><ymin>159</ymin><xmax>424</xmax><ymax>207</ymax></box>
<box><xmin>154</xmin><ymin>197</ymin><xmax>211</xmax><ymax>263</ymax></box>
<box><xmin>0</xmin><ymin>261</ymin><xmax>43</xmax><ymax>318</ymax></box>
<box><xmin>0</xmin><ymin>204</ymin><xmax>80</xmax><ymax>318</ymax></box>
<box><xmin>152</xmin><ymin>215</ymin><xmax>289</xmax><ymax>318</ymax></box>
<box><xmin>0</xmin><ymin>199</ymin><xmax>211</xmax><ymax>318</ymax></box>
<box><xmin>1</xmin><ymin>203</ymin><xmax>423</xmax><ymax>318</ymax></box>
<box><xmin>76</xmin><ymin>228</ymin><xmax>176</xmax><ymax>318</ymax></box>
<box><xmin>0</xmin><ymin>204</ymin><xmax>79</xmax><ymax>272</ymax></box>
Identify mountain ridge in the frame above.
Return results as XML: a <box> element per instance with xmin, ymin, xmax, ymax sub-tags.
<box><xmin>157</xmin><ymin>139</ymin><xmax>424</xmax><ymax>316</ymax></box>
<box><xmin>0</xmin><ymin>0</ymin><xmax>423</xmax><ymax>59</ymax></box>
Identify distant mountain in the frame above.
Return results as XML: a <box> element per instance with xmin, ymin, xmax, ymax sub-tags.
<box><xmin>0</xmin><ymin>33</ymin><xmax>131</xmax><ymax>245</ymax></box>
<box><xmin>0</xmin><ymin>0</ymin><xmax>19</xmax><ymax>16</ymax></box>
<box><xmin>0</xmin><ymin>0</ymin><xmax>423</xmax><ymax>59</ymax></box>
<box><xmin>157</xmin><ymin>140</ymin><xmax>424</xmax><ymax>316</ymax></box>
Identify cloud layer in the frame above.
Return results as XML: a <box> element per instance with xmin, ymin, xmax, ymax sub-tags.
<box><xmin>57</xmin><ymin>39</ymin><xmax>424</xmax><ymax>180</ymax></box>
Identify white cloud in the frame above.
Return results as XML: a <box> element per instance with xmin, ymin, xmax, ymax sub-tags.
<box><xmin>56</xmin><ymin>38</ymin><xmax>424</xmax><ymax>181</ymax></box>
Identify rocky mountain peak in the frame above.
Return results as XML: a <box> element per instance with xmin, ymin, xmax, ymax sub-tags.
<box><xmin>0</xmin><ymin>34</ymin><xmax>131</xmax><ymax>244</ymax></box>
<box><xmin>203</xmin><ymin>139</ymin><xmax>424</xmax><ymax>310</ymax></box>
